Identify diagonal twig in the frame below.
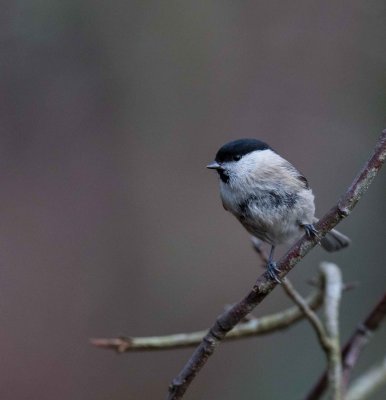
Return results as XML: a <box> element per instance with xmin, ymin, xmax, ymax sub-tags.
<box><xmin>305</xmin><ymin>291</ymin><xmax>386</xmax><ymax>400</ymax></box>
<box><xmin>346</xmin><ymin>355</ymin><xmax>386</xmax><ymax>400</ymax></box>
<box><xmin>342</xmin><ymin>292</ymin><xmax>386</xmax><ymax>388</ymax></box>
<box><xmin>281</xmin><ymin>277</ymin><xmax>330</xmax><ymax>353</ymax></box>
<box><xmin>253</xmin><ymin>237</ymin><xmax>343</xmax><ymax>366</ymax></box>
<box><xmin>252</xmin><ymin>236</ymin><xmax>329</xmax><ymax>350</ymax></box>
<box><xmin>252</xmin><ymin>235</ymin><xmax>342</xmax><ymax>357</ymax></box>
<box><xmin>167</xmin><ymin>130</ymin><xmax>386</xmax><ymax>400</ymax></box>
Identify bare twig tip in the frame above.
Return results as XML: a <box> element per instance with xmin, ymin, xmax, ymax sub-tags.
<box><xmin>90</xmin><ymin>337</ymin><xmax>133</xmax><ymax>353</ymax></box>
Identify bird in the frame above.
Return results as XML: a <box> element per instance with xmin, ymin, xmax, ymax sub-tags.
<box><xmin>207</xmin><ymin>138</ymin><xmax>350</xmax><ymax>282</ymax></box>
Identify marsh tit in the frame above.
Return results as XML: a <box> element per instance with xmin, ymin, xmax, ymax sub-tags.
<box><xmin>207</xmin><ymin>139</ymin><xmax>350</xmax><ymax>282</ymax></box>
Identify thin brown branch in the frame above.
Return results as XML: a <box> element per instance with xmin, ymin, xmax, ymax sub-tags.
<box><xmin>342</xmin><ymin>292</ymin><xmax>386</xmax><ymax>387</ymax></box>
<box><xmin>320</xmin><ymin>262</ymin><xmax>343</xmax><ymax>399</ymax></box>
<box><xmin>91</xmin><ymin>281</ymin><xmax>354</xmax><ymax>352</ymax></box>
<box><xmin>92</xmin><ymin>282</ymin><xmax>355</xmax><ymax>352</ymax></box>
<box><xmin>252</xmin><ymin>236</ymin><xmax>329</xmax><ymax>347</ymax></box>
<box><xmin>90</xmin><ymin>287</ymin><xmax>323</xmax><ymax>352</ymax></box>
<box><xmin>346</xmin><ymin>356</ymin><xmax>386</xmax><ymax>400</ymax></box>
<box><xmin>254</xmin><ymin>237</ymin><xmax>345</xmax><ymax>382</ymax></box>
<box><xmin>283</xmin><ymin>262</ymin><xmax>345</xmax><ymax>399</ymax></box>
<box><xmin>167</xmin><ymin>130</ymin><xmax>386</xmax><ymax>400</ymax></box>
<box><xmin>281</xmin><ymin>277</ymin><xmax>330</xmax><ymax>353</ymax></box>
<box><xmin>304</xmin><ymin>291</ymin><xmax>386</xmax><ymax>400</ymax></box>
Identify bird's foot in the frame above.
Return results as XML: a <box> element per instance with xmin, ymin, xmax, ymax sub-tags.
<box><xmin>303</xmin><ymin>224</ymin><xmax>321</xmax><ymax>242</ymax></box>
<box><xmin>266</xmin><ymin>261</ymin><xmax>281</xmax><ymax>284</ymax></box>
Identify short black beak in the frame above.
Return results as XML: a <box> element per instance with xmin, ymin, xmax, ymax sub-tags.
<box><xmin>206</xmin><ymin>161</ymin><xmax>222</xmax><ymax>170</ymax></box>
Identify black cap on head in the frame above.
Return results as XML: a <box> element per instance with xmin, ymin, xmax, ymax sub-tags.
<box><xmin>215</xmin><ymin>138</ymin><xmax>271</xmax><ymax>163</ymax></box>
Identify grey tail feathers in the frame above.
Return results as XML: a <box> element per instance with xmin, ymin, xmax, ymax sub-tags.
<box><xmin>321</xmin><ymin>229</ymin><xmax>351</xmax><ymax>252</ymax></box>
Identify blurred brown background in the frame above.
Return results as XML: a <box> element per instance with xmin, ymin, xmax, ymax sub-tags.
<box><xmin>1</xmin><ymin>1</ymin><xmax>385</xmax><ymax>399</ymax></box>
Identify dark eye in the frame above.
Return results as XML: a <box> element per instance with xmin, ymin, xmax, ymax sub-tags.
<box><xmin>233</xmin><ymin>155</ymin><xmax>241</xmax><ymax>161</ymax></box>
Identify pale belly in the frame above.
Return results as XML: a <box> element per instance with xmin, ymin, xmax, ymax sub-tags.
<box><xmin>221</xmin><ymin>185</ymin><xmax>310</xmax><ymax>246</ymax></box>
<box><xmin>237</xmin><ymin>212</ymin><xmax>303</xmax><ymax>246</ymax></box>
